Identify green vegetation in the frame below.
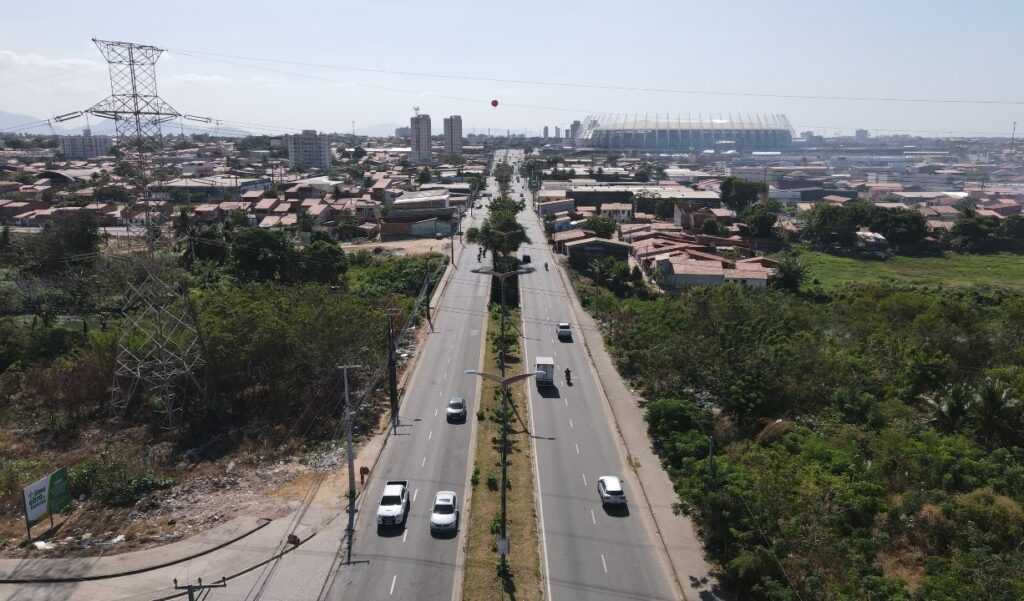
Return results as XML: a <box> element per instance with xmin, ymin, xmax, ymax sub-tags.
<box><xmin>579</xmin><ymin>274</ymin><xmax>1024</xmax><ymax>599</ymax></box>
<box><xmin>792</xmin><ymin>248</ymin><xmax>1024</xmax><ymax>291</ymax></box>
<box><xmin>0</xmin><ymin>217</ymin><xmax>444</xmax><ymax>509</ymax></box>
<box><xmin>583</xmin><ymin>215</ymin><xmax>616</xmax><ymax>239</ymax></box>
<box><xmin>720</xmin><ymin>176</ymin><xmax>768</xmax><ymax>212</ymax></box>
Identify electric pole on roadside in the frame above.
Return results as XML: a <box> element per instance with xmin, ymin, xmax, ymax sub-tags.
<box><xmin>174</xmin><ymin>577</ymin><xmax>226</xmax><ymax>600</ymax></box>
<box><xmin>387</xmin><ymin>312</ymin><xmax>399</xmax><ymax>435</ymax></box>
<box><xmin>338</xmin><ymin>363</ymin><xmax>360</xmax><ymax>565</ymax></box>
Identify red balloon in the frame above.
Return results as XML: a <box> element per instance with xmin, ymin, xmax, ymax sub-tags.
<box><xmin>491</xmin><ymin>99</ymin><xmax>499</xmax><ymax>107</ymax></box>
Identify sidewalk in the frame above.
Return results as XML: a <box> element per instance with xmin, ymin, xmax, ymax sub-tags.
<box><xmin>555</xmin><ymin>265</ymin><xmax>726</xmax><ymax>601</ymax></box>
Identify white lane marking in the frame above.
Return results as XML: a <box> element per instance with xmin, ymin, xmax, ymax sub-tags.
<box><xmin>443</xmin><ymin>370</ymin><xmax>447</xmax><ymax>379</ymax></box>
<box><xmin>403</xmin><ymin>529</ymin><xmax>408</xmax><ymax>542</ymax></box>
<box><xmin>569</xmin><ymin>418</ymin><xmax>574</xmax><ymax>429</ymax></box>
<box><xmin>601</xmin><ymin>554</ymin><xmax>608</xmax><ymax>573</ymax></box>
<box><xmin>390</xmin><ymin>574</ymin><xmax>397</xmax><ymax>595</ymax></box>
<box><xmin>582</xmin><ymin>473</ymin><xmax>587</xmax><ymax>486</ymax></box>
<box><xmin>413</xmin><ymin>488</ymin><xmax>418</xmax><ymax>502</ymax></box>
<box><xmin>590</xmin><ymin>509</ymin><xmax>596</xmax><ymax>524</ymax></box>
<box><xmin>422</xmin><ymin>456</ymin><xmax>427</xmax><ymax>467</ymax></box>
<box><xmin>435</xmin><ymin>408</ymin><xmax>439</xmax><ymax>416</ymax></box>
<box><xmin>575</xmin><ymin>443</ymin><xmax>580</xmax><ymax>455</ymax></box>
<box><xmin>564</xmin><ymin>398</ymin><xmax>568</xmax><ymax>407</ymax></box>
<box><xmin>428</xmin><ymin>430</ymin><xmax>433</xmax><ymax>440</ymax></box>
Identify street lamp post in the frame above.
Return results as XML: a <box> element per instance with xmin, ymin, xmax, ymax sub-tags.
<box><xmin>465</xmin><ymin>367</ymin><xmax>544</xmax><ymax>565</ymax></box>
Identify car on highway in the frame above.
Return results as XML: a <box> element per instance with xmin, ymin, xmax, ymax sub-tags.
<box><xmin>429</xmin><ymin>491</ymin><xmax>459</xmax><ymax>533</ymax></box>
<box><xmin>446</xmin><ymin>396</ymin><xmax>467</xmax><ymax>422</ymax></box>
<box><xmin>556</xmin><ymin>322</ymin><xmax>572</xmax><ymax>341</ymax></box>
<box><xmin>377</xmin><ymin>480</ymin><xmax>411</xmax><ymax>527</ymax></box>
<box><xmin>521</xmin><ymin>254</ymin><xmax>531</xmax><ymax>264</ymax></box>
<box><xmin>597</xmin><ymin>476</ymin><xmax>627</xmax><ymax>505</ymax></box>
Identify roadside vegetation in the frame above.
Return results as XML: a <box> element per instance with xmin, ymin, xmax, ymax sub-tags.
<box><xmin>463</xmin><ymin>305</ymin><xmax>542</xmax><ymax>601</ymax></box>
<box><xmin>574</xmin><ymin>266</ymin><xmax>1024</xmax><ymax>599</ymax></box>
<box><xmin>0</xmin><ymin>214</ymin><xmax>443</xmax><ymax>551</ymax></box>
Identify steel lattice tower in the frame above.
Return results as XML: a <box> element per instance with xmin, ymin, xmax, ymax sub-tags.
<box><xmin>87</xmin><ymin>39</ymin><xmax>206</xmax><ymax>429</ymax></box>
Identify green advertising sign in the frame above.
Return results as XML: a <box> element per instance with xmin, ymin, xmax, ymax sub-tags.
<box><xmin>48</xmin><ymin>468</ymin><xmax>70</xmax><ymax>515</ymax></box>
<box><xmin>22</xmin><ymin>467</ymin><xmax>71</xmax><ymax>533</ymax></box>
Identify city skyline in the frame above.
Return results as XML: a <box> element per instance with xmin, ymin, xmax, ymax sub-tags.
<box><xmin>0</xmin><ymin>0</ymin><xmax>1022</xmax><ymax>139</ymax></box>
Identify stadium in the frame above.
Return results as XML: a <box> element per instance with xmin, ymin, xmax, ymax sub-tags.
<box><xmin>576</xmin><ymin>113</ymin><xmax>793</xmax><ymax>153</ymax></box>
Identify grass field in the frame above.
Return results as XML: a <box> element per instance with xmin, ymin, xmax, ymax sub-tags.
<box><xmin>791</xmin><ymin>248</ymin><xmax>1024</xmax><ymax>291</ymax></box>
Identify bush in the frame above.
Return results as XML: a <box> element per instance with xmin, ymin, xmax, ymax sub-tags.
<box><xmin>69</xmin><ymin>454</ymin><xmax>173</xmax><ymax>507</ymax></box>
<box><xmin>489</xmin><ymin>513</ymin><xmax>502</xmax><ymax>534</ymax></box>
<box><xmin>486</xmin><ymin>471</ymin><xmax>499</xmax><ymax>491</ymax></box>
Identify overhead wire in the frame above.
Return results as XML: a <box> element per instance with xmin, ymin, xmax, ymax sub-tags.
<box><xmin>166</xmin><ymin>46</ymin><xmax>1024</xmax><ymax>106</ymax></box>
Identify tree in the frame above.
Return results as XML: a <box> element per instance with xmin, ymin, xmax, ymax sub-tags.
<box><xmin>741</xmin><ymin>202</ymin><xmax>779</xmax><ymax>238</ymax></box>
<box><xmin>971</xmin><ymin>379</ymin><xmax>1021</xmax><ymax>447</ymax></box>
<box><xmin>701</xmin><ymin>218</ymin><xmax>723</xmax><ymax>236</ymax></box>
<box><xmin>720</xmin><ymin>176</ymin><xmax>766</xmax><ymax>212</ymax></box>
<box><xmin>584</xmin><ymin>215</ymin><xmax>616</xmax><ymax>239</ymax></box>
<box><xmin>173</xmin><ymin>206</ymin><xmax>195</xmax><ymax>237</ymax></box>
<box><xmin>870</xmin><ymin>208</ymin><xmax>927</xmax><ymax>246</ymax></box>
<box><xmin>230</xmin><ymin>227</ymin><xmax>291</xmax><ymax>281</ymax></box>
<box><xmin>33</xmin><ymin>211</ymin><xmax>100</xmax><ymax>271</ymax></box>
<box><xmin>417</xmin><ymin>168</ymin><xmax>432</xmax><ymax>185</ymax></box>
<box><xmin>301</xmin><ymin>240</ymin><xmax>348</xmax><ymax>283</ymax></box>
<box><xmin>769</xmin><ymin>252</ymin><xmax>808</xmax><ymax>292</ymax></box>
<box><xmin>805</xmin><ymin>203</ymin><xmax>857</xmax><ymax>246</ymax></box>
<box><xmin>925</xmin><ymin>383</ymin><xmax>972</xmax><ymax>434</ymax></box>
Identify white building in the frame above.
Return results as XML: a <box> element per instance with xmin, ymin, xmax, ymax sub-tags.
<box><xmin>286</xmin><ymin>129</ymin><xmax>331</xmax><ymax>171</ymax></box>
<box><xmin>543</xmin><ymin>126</ymin><xmax>549</xmax><ymax>139</ymax></box>
<box><xmin>59</xmin><ymin>128</ymin><xmax>112</xmax><ymax>159</ymax></box>
<box><xmin>443</xmin><ymin>115</ymin><xmax>463</xmax><ymax>157</ymax></box>
<box><xmin>411</xmin><ymin>114</ymin><xmax>432</xmax><ymax>164</ymax></box>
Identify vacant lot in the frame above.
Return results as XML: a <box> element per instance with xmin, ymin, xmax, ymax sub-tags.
<box><xmin>792</xmin><ymin>248</ymin><xmax>1024</xmax><ymax>291</ymax></box>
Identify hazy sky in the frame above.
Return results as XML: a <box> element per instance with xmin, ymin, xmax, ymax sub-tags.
<box><xmin>1</xmin><ymin>0</ymin><xmax>1022</xmax><ymax>138</ymax></box>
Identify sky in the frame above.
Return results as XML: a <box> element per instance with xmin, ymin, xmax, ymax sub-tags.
<box><xmin>1</xmin><ymin>0</ymin><xmax>1022</xmax><ymax>138</ymax></box>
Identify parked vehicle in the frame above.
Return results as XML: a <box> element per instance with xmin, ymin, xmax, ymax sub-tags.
<box><xmin>535</xmin><ymin>356</ymin><xmax>555</xmax><ymax>386</ymax></box>
<box><xmin>376</xmin><ymin>480</ymin><xmax>410</xmax><ymax>527</ymax></box>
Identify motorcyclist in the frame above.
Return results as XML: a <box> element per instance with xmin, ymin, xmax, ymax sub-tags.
<box><xmin>544</xmin><ymin>262</ymin><xmax>548</xmax><ymax>270</ymax></box>
<box><xmin>565</xmin><ymin>368</ymin><xmax>572</xmax><ymax>383</ymax></box>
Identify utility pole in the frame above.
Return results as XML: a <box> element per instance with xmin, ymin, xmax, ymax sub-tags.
<box><xmin>387</xmin><ymin>312</ymin><xmax>399</xmax><ymax>434</ymax></box>
<box><xmin>174</xmin><ymin>577</ymin><xmax>226</xmax><ymax>600</ymax></box>
<box><xmin>338</xmin><ymin>363</ymin><xmax>360</xmax><ymax>565</ymax></box>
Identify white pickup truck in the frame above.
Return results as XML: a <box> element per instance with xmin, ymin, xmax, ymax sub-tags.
<box><xmin>376</xmin><ymin>480</ymin><xmax>410</xmax><ymax>527</ymax></box>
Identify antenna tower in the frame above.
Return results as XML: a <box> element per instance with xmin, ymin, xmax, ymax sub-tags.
<box><xmin>88</xmin><ymin>39</ymin><xmax>207</xmax><ymax>429</ymax></box>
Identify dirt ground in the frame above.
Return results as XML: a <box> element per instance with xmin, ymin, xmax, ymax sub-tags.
<box><xmin>341</xmin><ymin>237</ymin><xmax>459</xmax><ymax>257</ymax></box>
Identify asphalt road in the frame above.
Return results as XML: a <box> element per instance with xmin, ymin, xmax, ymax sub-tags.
<box><xmin>318</xmin><ymin>173</ymin><xmax>499</xmax><ymax>601</ymax></box>
<box><xmin>503</xmin><ymin>150</ymin><xmax>680</xmax><ymax>600</ymax></box>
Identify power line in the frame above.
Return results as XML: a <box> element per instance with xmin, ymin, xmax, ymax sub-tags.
<box><xmin>0</xmin><ymin>64</ymin><xmax>105</xmax><ymax>90</ymax></box>
<box><xmin>168</xmin><ymin>46</ymin><xmax>1024</xmax><ymax>107</ymax></box>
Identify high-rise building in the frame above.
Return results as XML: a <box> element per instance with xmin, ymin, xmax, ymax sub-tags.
<box><xmin>542</xmin><ymin>126</ymin><xmax>549</xmax><ymax>139</ymax></box>
<box><xmin>855</xmin><ymin>129</ymin><xmax>870</xmax><ymax>142</ymax></box>
<box><xmin>554</xmin><ymin>126</ymin><xmax>561</xmax><ymax>139</ymax></box>
<box><xmin>411</xmin><ymin>113</ymin><xmax>432</xmax><ymax>164</ymax></box>
<box><xmin>443</xmin><ymin>115</ymin><xmax>463</xmax><ymax>157</ymax></box>
<box><xmin>59</xmin><ymin>128</ymin><xmax>113</xmax><ymax>159</ymax></box>
<box><xmin>286</xmin><ymin>129</ymin><xmax>331</xmax><ymax>171</ymax></box>
<box><xmin>570</xmin><ymin>120</ymin><xmax>581</xmax><ymax>140</ymax></box>
<box><xmin>394</xmin><ymin>126</ymin><xmax>411</xmax><ymax>138</ymax></box>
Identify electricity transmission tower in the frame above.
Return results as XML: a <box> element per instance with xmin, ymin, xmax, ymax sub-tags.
<box><xmin>87</xmin><ymin>39</ymin><xmax>207</xmax><ymax>429</ymax></box>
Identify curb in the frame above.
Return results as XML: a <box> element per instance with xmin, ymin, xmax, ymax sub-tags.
<box><xmin>0</xmin><ymin>518</ymin><xmax>272</xmax><ymax>584</ymax></box>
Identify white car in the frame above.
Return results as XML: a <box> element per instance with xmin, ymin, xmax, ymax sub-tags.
<box><xmin>429</xmin><ymin>491</ymin><xmax>459</xmax><ymax>533</ymax></box>
<box><xmin>597</xmin><ymin>476</ymin><xmax>627</xmax><ymax>505</ymax></box>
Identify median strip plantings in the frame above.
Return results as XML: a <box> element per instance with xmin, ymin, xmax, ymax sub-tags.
<box><xmin>463</xmin><ymin>306</ymin><xmax>542</xmax><ymax>600</ymax></box>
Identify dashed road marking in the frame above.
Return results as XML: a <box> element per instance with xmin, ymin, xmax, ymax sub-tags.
<box><xmin>601</xmin><ymin>554</ymin><xmax>608</xmax><ymax>573</ymax></box>
<box><xmin>428</xmin><ymin>430</ymin><xmax>433</xmax><ymax>440</ymax></box>
<box><xmin>403</xmin><ymin>529</ymin><xmax>408</xmax><ymax>542</ymax></box>
<box><xmin>422</xmin><ymin>456</ymin><xmax>426</xmax><ymax>467</ymax></box>
<box><xmin>575</xmin><ymin>443</ymin><xmax>580</xmax><ymax>455</ymax></box>
<box><xmin>569</xmin><ymin>418</ymin><xmax>574</xmax><ymax>429</ymax></box>
<box><xmin>582</xmin><ymin>473</ymin><xmax>587</xmax><ymax>486</ymax></box>
<box><xmin>591</xmin><ymin>509</ymin><xmax>596</xmax><ymax>524</ymax></box>
<box><xmin>390</xmin><ymin>574</ymin><xmax>397</xmax><ymax>595</ymax></box>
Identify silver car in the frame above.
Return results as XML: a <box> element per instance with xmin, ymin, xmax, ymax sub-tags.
<box><xmin>446</xmin><ymin>396</ymin><xmax>467</xmax><ymax>422</ymax></box>
<box><xmin>429</xmin><ymin>491</ymin><xmax>459</xmax><ymax>533</ymax></box>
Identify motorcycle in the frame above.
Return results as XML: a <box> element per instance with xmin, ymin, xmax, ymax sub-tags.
<box><xmin>565</xmin><ymin>368</ymin><xmax>572</xmax><ymax>386</ymax></box>
<box><xmin>544</xmin><ymin>262</ymin><xmax>549</xmax><ymax>271</ymax></box>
